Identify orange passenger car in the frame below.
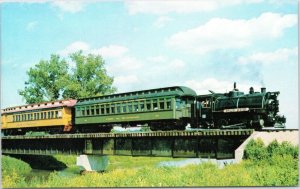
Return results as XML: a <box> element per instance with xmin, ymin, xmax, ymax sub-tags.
<box><xmin>1</xmin><ymin>99</ymin><xmax>77</xmax><ymax>135</ymax></box>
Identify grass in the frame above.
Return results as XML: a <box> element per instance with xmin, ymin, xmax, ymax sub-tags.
<box><xmin>1</xmin><ymin>155</ymin><xmax>32</xmax><ymax>188</ymax></box>
<box><xmin>2</xmin><ymin>139</ymin><xmax>299</xmax><ymax>188</ymax></box>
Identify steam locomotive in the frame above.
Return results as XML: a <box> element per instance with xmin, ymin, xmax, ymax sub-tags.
<box><xmin>1</xmin><ymin>82</ymin><xmax>285</xmax><ymax>135</ymax></box>
<box><xmin>196</xmin><ymin>82</ymin><xmax>286</xmax><ymax>129</ymax></box>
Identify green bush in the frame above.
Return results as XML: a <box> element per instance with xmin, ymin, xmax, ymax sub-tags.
<box><xmin>267</xmin><ymin>140</ymin><xmax>298</xmax><ymax>158</ymax></box>
<box><xmin>244</xmin><ymin>138</ymin><xmax>298</xmax><ymax>161</ymax></box>
<box><xmin>1</xmin><ymin>155</ymin><xmax>31</xmax><ymax>188</ymax></box>
<box><xmin>2</xmin><ymin>155</ymin><xmax>32</xmax><ymax>175</ymax></box>
<box><xmin>243</xmin><ymin>139</ymin><xmax>299</xmax><ymax>186</ymax></box>
<box><xmin>244</xmin><ymin>138</ymin><xmax>268</xmax><ymax>161</ymax></box>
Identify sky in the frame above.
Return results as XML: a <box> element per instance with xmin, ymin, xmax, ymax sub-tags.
<box><xmin>1</xmin><ymin>0</ymin><xmax>298</xmax><ymax>128</ymax></box>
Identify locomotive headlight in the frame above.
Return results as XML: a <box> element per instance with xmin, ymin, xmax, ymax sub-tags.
<box><xmin>267</xmin><ymin>99</ymin><xmax>273</xmax><ymax>108</ymax></box>
<box><xmin>268</xmin><ymin>99</ymin><xmax>273</xmax><ymax>104</ymax></box>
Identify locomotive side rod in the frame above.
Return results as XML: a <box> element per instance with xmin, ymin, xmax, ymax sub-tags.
<box><xmin>220</xmin><ymin>123</ymin><xmax>246</xmax><ymax>129</ymax></box>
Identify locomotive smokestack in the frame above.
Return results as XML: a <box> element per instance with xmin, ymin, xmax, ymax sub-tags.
<box><xmin>249</xmin><ymin>87</ymin><xmax>254</xmax><ymax>94</ymax></box>
<box><xmin>261</xmin><ymin>87</ymin><xmax>266</xmax><ymax>93</ymax></box>
<box><xmin>233</xmin><ymin>82</ymin><xmax>238</xmax><ymax>91</ymax></box>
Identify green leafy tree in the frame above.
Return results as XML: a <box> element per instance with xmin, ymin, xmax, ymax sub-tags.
<box><xmin>63</xmin><ymin>51</ymin><xmax>116</xmax><ymax>99</ymax></box>
<box><xmin>19</xmin><ymin>51</ymin><xmax>116</xmax><ymax>104</ymax></box>
<box><xmin>19</xmin><ymin>55</ymin><xmax>69</xmax><ymax>104</ymax></box>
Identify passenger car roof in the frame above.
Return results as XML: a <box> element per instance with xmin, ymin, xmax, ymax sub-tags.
<box><xmin>76</xmin><ymin>86</ymin><xmax>196</xmax><ymax>106</ymax></box>
<box><xmin>1</xmin><ymin>99</ymin><xmax>77</xmax><ymax>114</ymax></box>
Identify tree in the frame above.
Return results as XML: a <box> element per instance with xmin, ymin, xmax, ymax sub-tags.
<box><xmin>19</xmin><ymin>51</ymin><xmax>116</xmax><ymax>104</ymax></box>
<box><xmin>63</xmin><ymin>51</ymin><xmax>116</xmax><ymax>99</ymax></box>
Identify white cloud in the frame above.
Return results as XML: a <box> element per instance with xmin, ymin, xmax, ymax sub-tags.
<box><xmin>126</xmin><ymin>0</ymin><xmax>264</xmax><ymax>15</ymax></box>
<box><xmin>1</xmin><ymin>0</ymin><xmax>48</xmax><ymax>3</ymax></box>
<box><xmin>107</xmin><ymin>56</ymin><xmax>141</xmax><ymax>73</ymax></box>
<box><xmin>146</xmin><ymin>56</ymin><xmax>185</xmax><ymax>69</ymax></box>
<box><xmin>126</xmin><ymin>0</ymin><xmax>215</xmax><ymax>15</ymax></box>
<box><xmin>238</xmin><ymin>47</ymin><xmax>297</xmax><ymax>65</ymax></box>
<box><xmin>114</xmin><ymin>75</ymin><xmax>139</xmax><ymax>85</ymax></box>
<box><xmin>153</xmin><ymin>16</ymin><xmax>173</xmax><ymax>28</ymax></box>
<box><xmin>185</xmin><ymin>78</ymin><xmax>261</xmax><ymax>94</ymax></box>
<box><xmin>171</xmin><ymin>59</ymin><xmax>185</xmax><ymax>69</ymax></box>
<box><xmin>268</xmin><ymin>0</ymin><xmax>297</xmax><ymax>5</ymax></box>
<box><xmin>59</xmin><ymin>41</ymin><xmax>90</xmax><ymax>56</ymax></box>
<box><xmin>90</xmin><ymin>45</ymin><xmax>129</xmax><ymax>58</ymax></box>
<box><xmin>166</xmin><ymin>12</ymin><xmax>297</xmax><ymax>54</ymax></box>
<box><xmin>59</xmin><ymin>41</ymin><xmax>129</xmax><ymax>59</ymax></box>
<box><xmin>58</xmin><ymin>42</ymin><xmax>142</xmax><ymax>86</ymax></box>
<box><xmin>58</xmin><ymin>41</ymin><xmax>141</xmax><ymax>79</ymax></box>
<box><xmin>51</xmin><ymin>1</ymin><xmax>86</xmax><ymax>13</ymax></box>
<box><xmin>146</xmin><ymin>55</ymin><xmax>168</xmax><ymax>63</ymax></box>
<box><xmin>1</xmin><ymin>0</ymin><xmax>90</xmax><ymax>13</ymax></box>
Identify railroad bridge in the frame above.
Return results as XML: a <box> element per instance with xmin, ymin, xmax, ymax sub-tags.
<box><xmin>2</xmin><ymin>129</ymin><xmax>297</xmax><ymax>171</ymax></box>
<box><xmin>2</xmin><ymin>129</ymin><xmax>252</xmax><ymax>157</ymax></box>
<box><xmin>2</xmin><ymin>129</ymin><xmax>252</xmax><ymax>171</ymax></box>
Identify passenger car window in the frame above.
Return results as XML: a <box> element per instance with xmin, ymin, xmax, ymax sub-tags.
<box><xmin>146</xmin><ymin>101</ymin><xmax>151</xmax><ymax>111</ymax></box>
<box><xmin>166</xmin><ymin>99</ymin><xmax>171</xmax><ymax>109</ymax></box>
<box><xmin>176</xmin><ymin>99</ymin><xmax>181</xmax><ymax>109</ymax></box>
<box><xmin>159</xmin><ymin>99</ymin><xmax>165</xmax><ymax>110</ymax></box>
<box><xmin>134</xmin><ymin>102</ymin><xmax>138</xmax><ymax>112</ymax></box>
<box><xmin>116</xmin><ymin>104</ymin><xmax>121</xmax><ymax>113</ymax></box>
<box><xmin>96</xmin><ymin>105</ymin><xmax>100</xmax><ymax>115</ymax></box>
<box><xmin>111</xmin><ymin>104</ymin><xmax>115</xmax><ymax>114</ymax></box>
<box><xmin>122</xmin><ymin>104</ymin><xmax>127</xmax><ymax>113</ymax></box>
<box><xmin>153</xmin><ymin>99</ymin><xmax>158</xmax><ymax>110</ymax></box>
<box><xmin>91</xmin><ymin>106</ymin><xmax>95</xmax><ymax>115</ymax></box>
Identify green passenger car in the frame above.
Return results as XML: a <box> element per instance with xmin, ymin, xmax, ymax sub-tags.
<box><xmin>75</xmin><ymin>86</ymin><xmax>197</xmax><ymax>132</ymax></box>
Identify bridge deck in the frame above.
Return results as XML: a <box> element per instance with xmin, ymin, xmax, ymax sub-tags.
<box><xmin>2</xmin><ymin>129</ymin><xmax>253</xmax><ymax>139</ymax></box>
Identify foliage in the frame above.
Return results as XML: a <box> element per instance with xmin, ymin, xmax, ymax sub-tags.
<box><xmin>18</xmin><ymin>55</ymin><xmax>69</xmax><ymax>103</ymax></box>
<box><xmin>2</xmin><ymin>155</ymin><xmax>31</xmax><ymax>188</ymax></box>
<box><xmin>2</xmin><ymin>140</ymin><xmax>298</xmax><ymax>188</ymax></box>
<box><xmin>63</xmin><ymin>51</ymin><xmax>116</xmax><ymax>99</ymax></box>
<box><xmin>2</xmin><ymin>155</ymin><xmax>32</xmax><ymax>175</ymax></box>
<box><xmin>242</xmin><ymin>139</ymin><xmax>299</xmax><ymax>186</ymax></box>
<box><xmin>53</xmin><ymin>155</ymin><xmax>77</xmax><ymax>167</ymax></box>
<box><xmin>19</xmin><ymin>51</ymin><xmax>116</xmax><ymax>104</ymax></box>
<box><xmin>244</xmin><ymin>138</ymin><xmax>298</xmax><ymax>161</ymax></box>
<box><xmin>243</xmin><ymin>138</ymin><xmax>268</xmax><ymax>161</ymax></box>
<box><xmin>18</xmin><ymin>157</ymin><xmax>298</xmax><ymax>187</ymax></box>
<box><xmin>267</xmin><ymin>140</ymin><xmax>298</xmax><ymax>159</ymax></box>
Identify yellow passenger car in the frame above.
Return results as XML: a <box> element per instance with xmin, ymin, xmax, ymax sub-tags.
<box><xmin>1</xmin><ymin>99</ymin><xmax>76</xmax><ymax>135</ymax></box>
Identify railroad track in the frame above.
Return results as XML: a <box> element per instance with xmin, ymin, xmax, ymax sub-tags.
<box><xmin>260</xmin><ymin>128</ymin><xmax>298</xmax><ymax>132</ymax></box>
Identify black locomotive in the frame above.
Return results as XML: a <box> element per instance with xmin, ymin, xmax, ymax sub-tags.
<box><xmin>195</xmin><ymin>82</ymin><xmax>286</xmax><ymax>129</ymax></box>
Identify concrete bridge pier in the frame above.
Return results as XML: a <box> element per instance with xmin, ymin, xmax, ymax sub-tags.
<box><xmin>76</xmin><ymin>155</ymin><xmax>109</xmax><ymax>172</ymax></box>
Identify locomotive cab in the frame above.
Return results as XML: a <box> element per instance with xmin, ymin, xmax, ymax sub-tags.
<box><xmin>196</xmin><ymin>93</ymin><xmax>224</xmax><ymax>129</ymax></box>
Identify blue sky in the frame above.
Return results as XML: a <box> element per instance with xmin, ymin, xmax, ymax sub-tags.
<box><xmin>1</xmin><ymin>0</ymin><xmax>298</xmax><ymax>128</ymax></box>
